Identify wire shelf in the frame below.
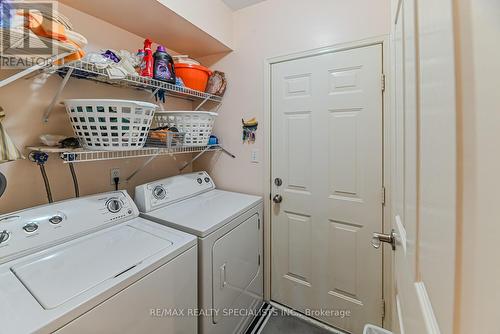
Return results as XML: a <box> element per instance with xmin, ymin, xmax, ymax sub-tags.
<box><xmin>1</xmin><ymin>28</ymin><xmax>76</xmax><ymax>58</ymax></box>
<box><xmin>54</xmin><ymin>60</ymin><xmax>223</xmax><ymax>104</ymax></box>
<box><xmin>27</xmin><ymin>145</ymin><xmax>222</xmax><ymax>163</ymax></box>
<box><xmin>0</xmin><ymin>28</ymin><xmax>77</xmax><ymax>89</ymax></box>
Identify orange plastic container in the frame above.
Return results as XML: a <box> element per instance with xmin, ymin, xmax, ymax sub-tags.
<box><xmin>174</xmin><ymin>63</ymin><xmax>212</xmax><ymax>92</ymax></box>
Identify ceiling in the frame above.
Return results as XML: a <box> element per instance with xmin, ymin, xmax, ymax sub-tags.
<box><xmin>222</xmin><ymin>0</ymin><xmax>267</xmax><ymax>10</ymax></box>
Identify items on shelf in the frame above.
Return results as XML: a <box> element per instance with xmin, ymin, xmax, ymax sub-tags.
<box><xmin>153</xmin><ymin>111</ymin><xmax>217</xmax><ymax>147</ymax></box>
<box><xmin>53</xmin><ymin>60</ymin><xmax>223</xmax><ymax>105</ymax></box>
<box><xmin>205</xmin><ymin>71</ymin><xmax>227</xmax><ymax>97</ymax></box>
<box><xmin>135</xmin><ymin>49</ymin><xmax>145</xmax><ymax>74</ymax></box>
<box><xmin>147</xmin><ymin>126</ymin><xmax>184</xmax><ymax>149</ymax></box>
<box><xmin>39</xmin><ymin>134</ymin><xmax>67</xmax><ymax>147</ymax></box>
<box><xmin>140</xmin><ymin>38</ymin><xmax>154</xmax><ymax>78</ymax></box>
<box><xmin>76</xmin><ymin>49</ymin><xmax>139</xmax><ymax>80</ymax></box>
<box><xmin>242</xmin><ymin>118</ymin><xmax>258</xmax><ymax>144</ymax></box>
<box><xmin>172</xmin><ymin>55</ymin><xmax>200</xmax><ymax>65</ymax></box>
<box><xmin>0</xmin><ymin>1</ymin><xmax>87</xmax><ymax>63</ymax></box>
<box><xmin>0</xmin><ymin>107</ymin><xmax>24</xmax><ymax>163</ymax></box>
<box><xmin>153</xmin><ymin>45</ymin><xmax>176</xmax><ymax>84</ymax></box>
<box><xmin>208</xmin><ymin>135</ymin><xmax>219</xmax><ymax>145</ymax></box>
<box><xmin>63</xmin><ymin>99</ymin><xmax>157</xmax><ymax>151</ymax></box>
<box><xmin>59</xmin><ymin>137</ymin><xmax>80</xmax><ymax>149</ymax></box>
<box><xmin>174</xmin><ymin>63</ymin><xmax>212</xmax><ymax>92</ymax></box>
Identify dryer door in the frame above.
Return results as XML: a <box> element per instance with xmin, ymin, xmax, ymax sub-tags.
<box><xmin>212</xmin><ymin>213</ymin><xmax>260</xmax><ymax>323</ymax></box>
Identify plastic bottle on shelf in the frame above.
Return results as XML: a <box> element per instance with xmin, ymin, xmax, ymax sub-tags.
<box><xmin>135</xmin><ymin>49</ymin><xmax>145</xmax><ymax>74</ymax></box>
<box><xmin>153</xmin><ymin>45</ymin><xmax>176</xmax><ymax>84</ymax></box>
<box><xmin>140</xmin><ymin>39</ymin><xmax>154</xmax><ymax>78</ymax></box>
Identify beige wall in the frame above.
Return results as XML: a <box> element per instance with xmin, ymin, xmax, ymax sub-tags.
<box><xmin>455</xmin><ymin>0</ymin><xmax>500</xmax><ymax>333</ymax></box>
<box><xmin>195</xmin><ymin>0</ymin><xmax>390</xmax><ymax>196</ymax></box>
<box><xmin>157</xmin><ymin>0</ymin><xmax>234</xmax><ymax>49</ymax></box>
<box><xmin>0</xmin><ymin>3</ymin><xmax>195</xmax><ymax>214</ymax></box>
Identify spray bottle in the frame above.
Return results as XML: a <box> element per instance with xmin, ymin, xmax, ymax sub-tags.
<box><xmin>140</xmin><ymin>39</ymin><xmax>153</xmax><ymax>77</ymax></box>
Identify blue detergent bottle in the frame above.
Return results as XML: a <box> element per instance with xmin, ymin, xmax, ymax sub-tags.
<box><xmin>153</xmin><ymin>45</ymin><xmax>176</xmax><ymax>84</ymax></box>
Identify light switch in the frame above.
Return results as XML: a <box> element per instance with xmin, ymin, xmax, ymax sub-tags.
<box><xmin>251</xmin><ymin>149</ymin><xmax>259</xmax><ymax>163</ymax></box>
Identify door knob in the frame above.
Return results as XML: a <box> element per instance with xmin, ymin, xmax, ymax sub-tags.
<box><xmin>273</xmin><ymin>194</ymin><xmax>283</xmax><ymax>203</ymax></box>
<box><xmin>371</xmin><ymin>230</ymin><xmax>396</xmax><ymax>250</ymax></box>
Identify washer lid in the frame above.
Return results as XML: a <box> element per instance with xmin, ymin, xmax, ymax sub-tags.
<box><xmin>11</xmin><ymin>224</ymin><xmax>173</xmax><ymax>310</ymax></box>
<box><xmin>144</xmin><ymin>190</ymin><xmax>262</xmax><ymax>237</ymax></box>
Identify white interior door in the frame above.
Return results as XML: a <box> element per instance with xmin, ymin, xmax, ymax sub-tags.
<box><xmin>390</xmin><ymin>0</ymin><xmax>457</xmax><ymax>333</ymax></box>
<box><xmin>271</xmin><ymin>44</ymin><xmax>384</xmax><ymax>333</ymax></box>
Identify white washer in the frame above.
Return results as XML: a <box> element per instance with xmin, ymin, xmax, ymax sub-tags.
<box><xmin>0</xmin><ymin>191</ymin><xmax>197</xmax><ymax>334</ymax></box>
<box><xmin>135</xmin><ymin>171</ymin><xmax>264</xmax><ymax>334</ymax></box>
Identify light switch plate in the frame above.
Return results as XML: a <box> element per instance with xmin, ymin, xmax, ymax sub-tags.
<box><xmin>251</xmin><ymin>149</ymin><xmax>259</xmax><ymax>163</ymax></box>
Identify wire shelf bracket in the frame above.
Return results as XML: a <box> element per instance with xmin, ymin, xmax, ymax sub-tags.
<box><xmin>43</xmin><ymin>67</ymin><xmax>74</xmax><ymax>122</ymax></box>
<box><xmin>0</xmin><ymin>51</ymin><xmax>73</xmax><ymax>89</ymax></box>
<box><xmin>0</xmin><ymin>29</ymin><xmax>77</xmax><ymax>89</ymax></box>
<box><xmin>179</xmin><ymin>145</ymin><xmax>235</xmax><ymax>172</ymax></box>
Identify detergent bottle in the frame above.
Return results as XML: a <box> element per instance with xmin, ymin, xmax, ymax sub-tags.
<box><xmin>153</xmin><ymin>45</ymin><xmax>176</xmax><ymax>84</ymax></box>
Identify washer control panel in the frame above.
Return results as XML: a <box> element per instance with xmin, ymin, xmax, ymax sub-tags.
<box><xmin>152</xmin><ymin>185</ymin><xmax>167</xmax><ymax>200</ymax></box>
<box><xmin>135</xmin><ymin>171</ymin><xmax>215</xmax><ymax>213</ymax></box>
<box><xmin>106</xmin><ymin>198</ymin><xmax>123</xmax><ymax>213</ymax></box>
<box><xmin>49</xmin><ymin>215</ymin><xmax>63</xmax><ymax>225</ymax></box>
<box><xmin>22</xmin><ymin>222</ymin><xmax>39</xmax><ymax>233</ymax></box>
<box><xmin>0</xmin><ymin>191</ymin><xmax>139</xmax><ymax>264</ymax></box>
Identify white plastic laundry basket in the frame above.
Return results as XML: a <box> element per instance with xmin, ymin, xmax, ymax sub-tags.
<box><xmin>363</xmin><ymin>324</ymin><xmax>393</xmax><ymax>334</ymax></box>
<box><xmin>152</xmin><ymin>111</ymin><xmax>217</xmax><ymax>147</ymax></box>
<box><xmin>64</xmin><ymin>99</ymin><xmax>157</xmax><ymax>151</ymax></box>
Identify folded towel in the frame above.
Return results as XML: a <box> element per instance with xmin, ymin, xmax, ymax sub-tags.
<box><xmin>0</xmin><ymin>107</ymin><xmax>24</xmax><ymax>164</ymax></box>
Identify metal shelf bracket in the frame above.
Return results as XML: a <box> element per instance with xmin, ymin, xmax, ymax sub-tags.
<box><xmin>179</xmin><ymin>145</ymin><xmax>235</xmax><ymax>172</ymax></box>
<box><xmin>0</xmin><ymin>51</ymin><xmax>73</xmax><ymax>89</ymax></box>
<box><xmin>125</xmin><ymin>153</ymin><xmax>161</xmax><ymax>182</ymax></box>
<box><xmin>195</xmin><ymin>96</ymin><xmax>211</xmax><ymax>111</ymax></box>
<box><xmin>43</xmin><ymin>67</ymin><xmax>74</xmax><ymax>122</ymax></box>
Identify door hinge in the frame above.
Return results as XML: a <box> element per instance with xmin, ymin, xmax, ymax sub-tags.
<box><xmin>381</xmin><ymin>73</ymin><xmax>386</xmax><ymax>92</ymax></box>
<box><xmin>381</xmin><ymin>186</ymin><xmax>386</xmax><ymax>205</ymax></box>
<box><xmin>381</xmin><ymin>299</ymin><xmax>386</xmax><ymax>320</ymax></box>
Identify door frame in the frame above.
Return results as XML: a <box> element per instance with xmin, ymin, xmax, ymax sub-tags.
<box><xmin>262</xmin><ymin>35</ymin><xmax>393</xmax><ymax>328</ymax></box>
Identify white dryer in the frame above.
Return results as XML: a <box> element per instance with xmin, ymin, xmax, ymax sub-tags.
<box><xmin>0</xmin><ymin>191</ymin><xmax>197</xmax><ymax>334</ymax></box>
<box><xmin>135</xmin><ymin>171</ymin><xmax>264</xmax><ymax>334</ymax></box>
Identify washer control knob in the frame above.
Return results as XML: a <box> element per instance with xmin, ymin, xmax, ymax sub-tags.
<box><xmin>49</xmin><ymin>215</ymin><xmax>63</xmax><ymax>225</ymax></box>
<box><xmin>0</xmin><ymin>230</ymin><xmax>10</xmax><ymax>245</ymax></box>
<box><xmin>197</xmin><ymin>178</ymin><xmax>203</xmax><ymax>184</ymax></box>
<box><xmin>23</xmin><ymin>222</ymin><xmax>38</xmax><ymax>233</ymax></box>
<box><xmin>152</xmin><ymin>185</ymin><xmax>167</xmax><ymax>200</ymax></box>
<box><xmin>204</xmin><ymin>177</ymin><xmax>210</xmax><ymax>183</ymax></box>
<box><xmin>106</xmin><ymin>198</ymin><xmax>122</xmax><ymax>213</ymax></box>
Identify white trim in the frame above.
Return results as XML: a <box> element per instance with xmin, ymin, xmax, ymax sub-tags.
<box><xmin>396</xmin><ymin>294</ymin><xmax>405</xmax><ymax>334</ymax></box>
<box><xmin>415</xmin><ymin>282</ymin><xmax>441</xmax><ymax>334</ymax></box>
<box><xmin>262</xmin><ymin>49</ymin><xmax>272</xmax><ymax>301</ymax></box>
<box><xmin>262</xmin><ymin>34</ymin><xmax>393</xmax><ymax>327</ymax></box>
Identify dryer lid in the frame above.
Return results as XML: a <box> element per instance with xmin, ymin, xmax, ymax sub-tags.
<box><xmin>11</xmin><ymin>224</ymin><xmax>173</xmax><ymax>310</ymax></box>
<box><xmin>144</xmin><ymin>190</ymin><xmax>262</xmax><ymax>237</ymax></box>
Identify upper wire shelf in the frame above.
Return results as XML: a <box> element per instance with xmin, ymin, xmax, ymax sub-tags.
<box><xmin>53</xmin><ymin>60</ymin><xmax>223</xmax><ymax>103</ymax></box>
<box><xmin>0</xmin><ymin>28</ymin><xmax>77</xmax><ymax>89</ymax></box>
